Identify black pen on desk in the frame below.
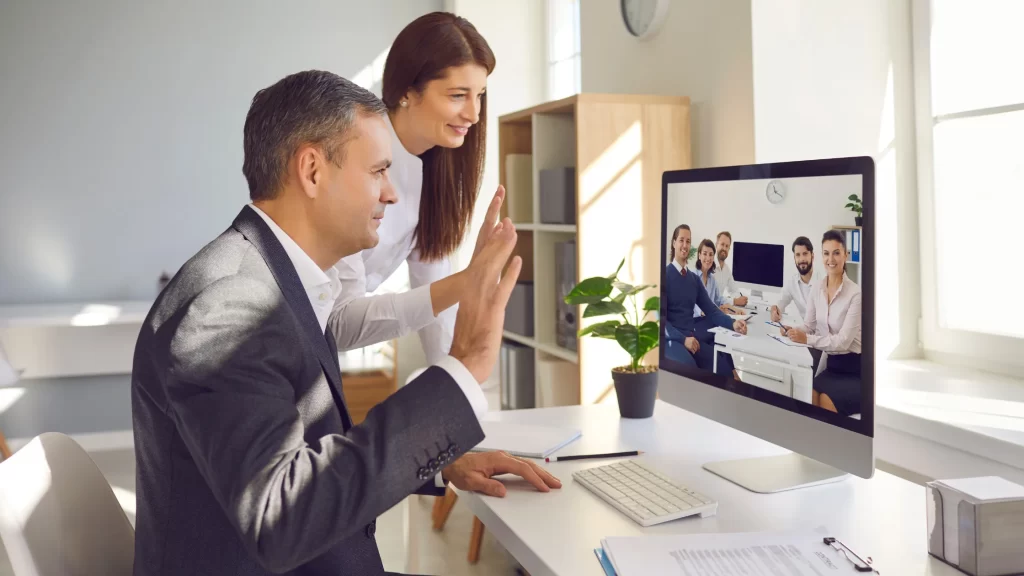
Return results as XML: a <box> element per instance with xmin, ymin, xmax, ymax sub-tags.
<box><xmin>545</xmin><ymin>450</ymin><xmax>643</xmax><ymax>462</ymax></box>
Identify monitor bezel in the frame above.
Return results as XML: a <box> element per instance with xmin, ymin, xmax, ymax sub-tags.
<box><xmin>659</xmin><ymin>156</ymin><xmax>875</xmax><ymax>438</ymax></box>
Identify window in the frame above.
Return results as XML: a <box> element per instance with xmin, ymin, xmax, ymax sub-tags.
<box><xmin>913</xmin><ymin>0</ymin><xmax>1024</xmax><ymax>371</ymax></box>
<box><xmin>546</xmin><ymin>0</ymin><xmax>581</xmax><ymax>101</ymax></box>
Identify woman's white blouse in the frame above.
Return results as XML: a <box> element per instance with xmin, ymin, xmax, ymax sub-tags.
<box><xmin>328</xmin><ymin>114</ymin><xmax>457</xmax><ymax>364</ymax></box>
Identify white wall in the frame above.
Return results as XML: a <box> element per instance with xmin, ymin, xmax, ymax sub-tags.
<box><xmin>751</xmin><ymin>0</ymin><xmax>919</xmax><ymax>360</ymax></box>
<box><xmin>0</xmin><ymin>0</ymin><xmax>441</xmax><ymax>305</ymax></box>
<box><xmin>0</xmin><ymin>0</ymin><xmax>442</xmax><ymax>439</ymax></box>
<box><xmin>579</xmin><ymin>0</ymin><xmax>754</xmax><ymax>169</ymax></box>
<box><xmin>666</xmin><ymin>175</ymin><xmax>862</xmax><ymax>296</ymax></box>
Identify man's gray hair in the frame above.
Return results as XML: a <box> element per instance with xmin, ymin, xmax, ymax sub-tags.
<box><xmin>242</xmin><ymin>70</ymin><xmax>387</xmax><ymax>201</ymax></box>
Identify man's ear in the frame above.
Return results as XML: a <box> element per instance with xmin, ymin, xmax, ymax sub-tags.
<box><xmin>295</xmin><ymin>145</ymin><xmax>322</xmax><ymax>199</ymax></box>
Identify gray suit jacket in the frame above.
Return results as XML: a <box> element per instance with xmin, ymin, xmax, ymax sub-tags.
<box><xmin>131</xmin><ymin>206</ymin><xmax>484</xmax><ymax>575</ymax></box>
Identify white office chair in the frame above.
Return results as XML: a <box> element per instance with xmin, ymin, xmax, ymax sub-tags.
<box><xmin>0</xmin><ymin>433</ymin><xmax>134</xmax><ymax>576</ymax></box>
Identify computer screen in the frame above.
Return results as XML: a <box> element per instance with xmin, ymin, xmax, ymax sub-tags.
<box><xmin>731</xmin><ymin>242</ymin><xmax>785</xmax><ymax>288</ymax></box>
<box><xmin>659</xmin><ymin>159</ymin><xmax>872</xmax><ymax>439</ymax></box>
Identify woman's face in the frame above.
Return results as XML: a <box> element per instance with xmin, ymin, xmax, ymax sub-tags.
<box><xmin>822</xmin><ymin>240</ymin><xmax>847</xmax><ymax>277</ymax></box>
<box><xmin>699</xmin><ymin>245</ymin><xmax>715</xmax><ymax>271</ymax></box>
<box><xmin>404</xmin><ymin>63</ymin><xmax>488</xmax><ymax>149</ymax></box>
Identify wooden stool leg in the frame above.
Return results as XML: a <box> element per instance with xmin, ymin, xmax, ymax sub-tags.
<box><xmin>0</xmin><ymin>428</ymin><xmax>12</xmax><ymax>461</ymax></box>
<box><xmin>468</xmin><ymin>516</ymin><xmax>485</xmax><ymax>564</ymax></box>
<box><xmin>431</xmin><ymin>486</ymin><xmax>458</xmax><ymax>531</ymax></box>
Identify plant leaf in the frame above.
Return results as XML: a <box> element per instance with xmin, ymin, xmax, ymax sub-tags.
<box><xmin>615</xmin><ymin>324</ymin><xmax>640</xmax><ymax>361</ymax></box>
<box><xmin>845</xmin><ymin>203</ymin><xmax>856</xmax><ymax>209</ymax></box>
<box><xmin>687</xmin><ymin>247</ymin><xmax>697</xmax><ymax>261</ymax></box>
<box><xmin>623</xmin><ymin>283</ymin><xmax>655</xmax><ymax>297</ymax></box>
<box><xmin>583</xmin><ymin>300</ymin><xmax>628</xmax><ymax>318</ymax></box>
<box><xmin>612</xmin><ymin>281</ymin><xmax>635</xmax><ymax>295</ymax></box>
<box><xmin>564</xmin><ymin>276</ymin><xmax>613</xmax><ymax>305</ymax></box>
<box><xmin>848</xmin><ymin>194</ymin><xmax>859</xmax><ymax>201</ymax></box>
<box><xmin>644</xmin><ymin>296</ymin><xmax>661</xmax><ymax>311</ymax></box>
<box><xmin>606</xmin><ymin>258</ymin><xmax>625</xmax><ymax>280</ymax></box>
<box><xmin>612</xmin><ymin>291</ymin><xmax>627</xmax><ymax>304</ymax></box>
<box><xmin>637</xmin><ymin>321</ymin><xmax>660</xmax><ymax>358</ymax></box>
<box><xmin>578</xmin><ymin>319</ymin><xmax>619</xmax><ymax>339</ymax></box>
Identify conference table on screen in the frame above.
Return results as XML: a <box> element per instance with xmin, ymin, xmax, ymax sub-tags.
<box><xmin>711</xmin><ymin>307</ymin><xmax>814</xmax><ymax>403</ymax></box>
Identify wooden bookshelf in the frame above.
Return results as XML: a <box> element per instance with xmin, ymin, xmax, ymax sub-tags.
<box><xmin>498</xmin><ymin>94</ymin><xmax>692</xmax><ymax>407</ymax></box>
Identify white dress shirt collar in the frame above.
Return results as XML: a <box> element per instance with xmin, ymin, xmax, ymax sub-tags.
<box><xmin>248</xmin><ymin>204</ymin><xmax>341</xmax><ymax>333</ymax></box>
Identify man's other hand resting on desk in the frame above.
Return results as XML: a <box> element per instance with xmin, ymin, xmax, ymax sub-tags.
<box><xmin>444</xmin><ymin>451</ymin><xmax>562</xmax><ymax>497</ymax></box>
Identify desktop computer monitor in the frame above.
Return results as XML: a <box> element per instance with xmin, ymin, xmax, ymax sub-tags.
<box><xmin>731</xmin><ymin>241</ymin><xmax>785</xmax><ymax>298</ymax></box>
<box><xmin>657</xmin><ymin>157</ymin><xmax>874</xmax><ymax>494</ymax></box>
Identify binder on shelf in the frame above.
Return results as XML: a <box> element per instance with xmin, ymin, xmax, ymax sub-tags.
<box><xmin>851</xmin><ymin>229</ymin><xmax>861</xmax><ymax>262</ymax></box>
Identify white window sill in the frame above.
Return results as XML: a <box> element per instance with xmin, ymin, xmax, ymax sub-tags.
<box><xmin>876</xmin><ymin>359</ymin><xmax>1024</xmax><ymax>485</ymax></box>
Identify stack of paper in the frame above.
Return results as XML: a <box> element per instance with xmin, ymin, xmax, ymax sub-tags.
<box><xmin>471</xmin><ymin>421</ymin><xmax>582</xmax><ymax>459</ymax></box>
<box><xmin>594</xmin><ymin>529</ymin><xmax>872</xmax><ymax>575</ymax></box>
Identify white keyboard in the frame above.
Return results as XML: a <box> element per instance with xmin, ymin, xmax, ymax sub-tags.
<box><xmin>573</xmin><ymin>460</ymin><xmax>717</xmax><ymax>527</ymax></box>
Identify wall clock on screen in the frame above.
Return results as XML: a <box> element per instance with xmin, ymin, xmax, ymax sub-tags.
<box><xmin>766</xmin><ymin>180</ymin><xmax>786</xmax><ymax>204</ymax></box>
<box><xmin>621</xmin><ymin>0</ymin><xmax>670</xmax><ymax>40</ymax></box>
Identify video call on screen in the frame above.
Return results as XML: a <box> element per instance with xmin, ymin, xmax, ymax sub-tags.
<box><xmin>662</xmin><ymin>175</ymin><xmax>865</xmax><ymax>419</ymax></box>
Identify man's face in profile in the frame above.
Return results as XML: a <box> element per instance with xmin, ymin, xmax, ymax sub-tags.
<box><xmin>313</xmin><ymin>113</ymin><xmax>397</xmax><ymax>256</ymax></box>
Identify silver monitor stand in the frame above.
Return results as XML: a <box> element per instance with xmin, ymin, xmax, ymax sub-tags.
<box><xmin>703</xmin><ymin>453</ymin><xmax>848</xmax><ymax>494</ymax></box>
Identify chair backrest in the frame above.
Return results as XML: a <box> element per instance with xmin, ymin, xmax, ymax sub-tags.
<box><xmin>0</xmin><ymin>433</ymin><xmax>134</xmax><ymax>576</ymax></box>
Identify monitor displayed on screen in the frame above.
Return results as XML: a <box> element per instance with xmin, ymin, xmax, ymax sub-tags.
<box><xmin>657</xmin><ymin>156</ymin><xmax>874</xmax><ymax>494</ymax></box>
<box><xmin>731</xmin><ymin>241</ymin><xmax>785</xmax><ymax>290</ymax></box>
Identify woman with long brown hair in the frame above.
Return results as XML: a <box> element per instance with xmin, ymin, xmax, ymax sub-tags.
<box><xmin>329</xmin><ymin>12</ymin><xmax>505</xmax><ymax>366</ymax></box>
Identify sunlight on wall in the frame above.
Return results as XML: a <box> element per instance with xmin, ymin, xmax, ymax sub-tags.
<box><xmin>70</xmin><ymin>304</ymin><xmax>123</xmax><ymax>327</ymax></box>
<box><xmin>0</xmin><ymin>387</ymin><xmax>25</xmax><ymax>414</ymax></box>
<box><xmin>579</xmin><ymin>121</ymin><xmax>645</xmax><ymax>405</ymax></box>
<box><xmin>351</xmin><ymin>48</ymin><xmax>390</xmax><ymax>96</ymax></box>
<box><xmin>875</xmin><ymin>64</ymin><xmax>901</xmax><ymax>360</ymax></box>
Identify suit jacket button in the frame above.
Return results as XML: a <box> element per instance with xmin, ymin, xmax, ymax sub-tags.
<box><xmin>365</xmin><ymin>521</ymin><xmax>376</xmax><ymax>538</ymax></box>
<box><xmin>417</xmin><ymin>467</ymin><xmax>430</xmax><ymax>481</ymax></box>
<box><xmin>447</xmin><ymin>445</ymin><xmax>458</xmax><ymax>458</ymax></box>
<box><xmin>437</xmin><ymin>452</ymin><xmax>449</xmax><ymax>465</ymax></box>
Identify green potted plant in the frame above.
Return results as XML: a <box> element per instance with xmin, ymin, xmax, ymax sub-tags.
<box><xmin>564</xmin><ymin>259</ymin><xmax>660</xmax><ymax>418</ymax></box>
<box><xmin>846</xmin><ymin>194</ymin><xmax>863</xmax><ymax>226</ymax></box>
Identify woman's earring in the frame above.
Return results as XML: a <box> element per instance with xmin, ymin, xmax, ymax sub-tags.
<box><xmin>400</xmin><ymin>100</ymin><xmax>408</xmax><ymax>107</ymax></box>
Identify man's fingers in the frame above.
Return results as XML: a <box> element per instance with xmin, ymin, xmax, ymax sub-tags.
<box><xmin>495</xmin><ymin>256</ymin><xmax>523</xmax><ymax>306</ymax></box>
<box><xmin>474</xmin><ymin>477</ymin><xmax>508</xmax><ymax>498</ymax></box>
<box><xmin>480</xmin><ymin>187</ymin><xmax>504</xmax><ymax>238</ymax></box>
<box><xmin>496</xmin><ymin>454</ymin><xmax>550</xmax><ymax>493</ymax></box>
<box><xmin>524</xmin><ymin>459</ymin><xmax>562</xmax><ymax>488</ymax></box>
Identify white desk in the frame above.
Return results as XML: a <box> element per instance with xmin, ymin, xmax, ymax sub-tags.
<box><xmin>715</xmin><ymin>315</ymin><xmax>814</xmax><ymax>403</ymax></box>
<box><xmin>462</xmin><ymin>402</ymin><xmax>960</xmax><ymax>576</ymax></box>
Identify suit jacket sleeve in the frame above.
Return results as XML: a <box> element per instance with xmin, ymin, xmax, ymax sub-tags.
<box><xmin>163</xmin><ymin>276</ymin><xmax>484</xmax><ymax>573</ymax></box>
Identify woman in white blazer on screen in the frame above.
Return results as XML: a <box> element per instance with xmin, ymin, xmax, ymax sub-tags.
<box><xmin>328</xmin><ymin>12</ymin><xmax>506</xmax><ymax>364</ymax></box>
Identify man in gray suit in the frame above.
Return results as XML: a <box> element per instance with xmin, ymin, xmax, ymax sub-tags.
<box><xmin>131</xmin><ymin>70</ymin><xmax>559</xmax><ymax>575</ymax></box>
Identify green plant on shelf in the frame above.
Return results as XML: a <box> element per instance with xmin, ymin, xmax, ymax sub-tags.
<box><xmin>563</xmin><ymin>259</ymin><xmax>659</xmax><ymax>374</ymax></box>
<box><xmin>846</xmin><ymin>194</ymin><xmax>863</xmax><ymax>217</ymax></box>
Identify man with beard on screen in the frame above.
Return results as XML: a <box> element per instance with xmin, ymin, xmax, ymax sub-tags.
<box><xmin>771</xmin><ymin>236</ymin><xmax>822</xmax><ymax>323</ymax></box>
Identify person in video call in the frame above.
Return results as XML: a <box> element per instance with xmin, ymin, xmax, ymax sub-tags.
<box><xmin>771</xmin><ymin>236</ymin><xmax>822</xmax><ymax>323</ymax></box>
<box><xmin>130</xmin><ymin>71</ymin><xmax>560</xmax><ymax>576</ymax></box>
<box><xmin>712</xmin><ymin>231</ymin><xmax>749</xmax><ymax>309</ymax></box>
<box><xmin>781</xmin><ymin>230</ymin><xmax>863</xmax><ymax>416</ymax></box>
<box><xmin>693</xmin><ymin>238</ymin><xmax>729</xmax><ymax>317</ymax></box>
<box><xmin>664</xmin><ymin>225</ymin><xmax>747</xmax><ymax>375</ymax></box>
<box><xmin>692</xmin><ymin>238</ymin><xmax>738</xmax><ymax>377</ymax></box>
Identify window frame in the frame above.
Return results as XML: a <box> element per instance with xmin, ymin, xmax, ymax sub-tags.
<box><xmin>545</xmin><ymin>0</ymin><xmax>582</xmax><ymax>101</ymax></box>
<box><xmin>911</xmin><ymin>0</ymin><xmax>1024</xmax><ymax>375</ymax></box>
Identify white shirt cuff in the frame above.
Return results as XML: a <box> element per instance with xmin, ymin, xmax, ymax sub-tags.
<box><xmin>433</xmin><ymin>355</ymin><xmax>489</xmax><ymax>419</ymax></box>
<box><xmin>395</xmin><ymin>285</ymin><xmax>436</xmax><ymax>333</ymax></box>
<box><xmin>435</xmin><ymin>472</ymin><xmax>446</xmax><ymax>488</ymax></box>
